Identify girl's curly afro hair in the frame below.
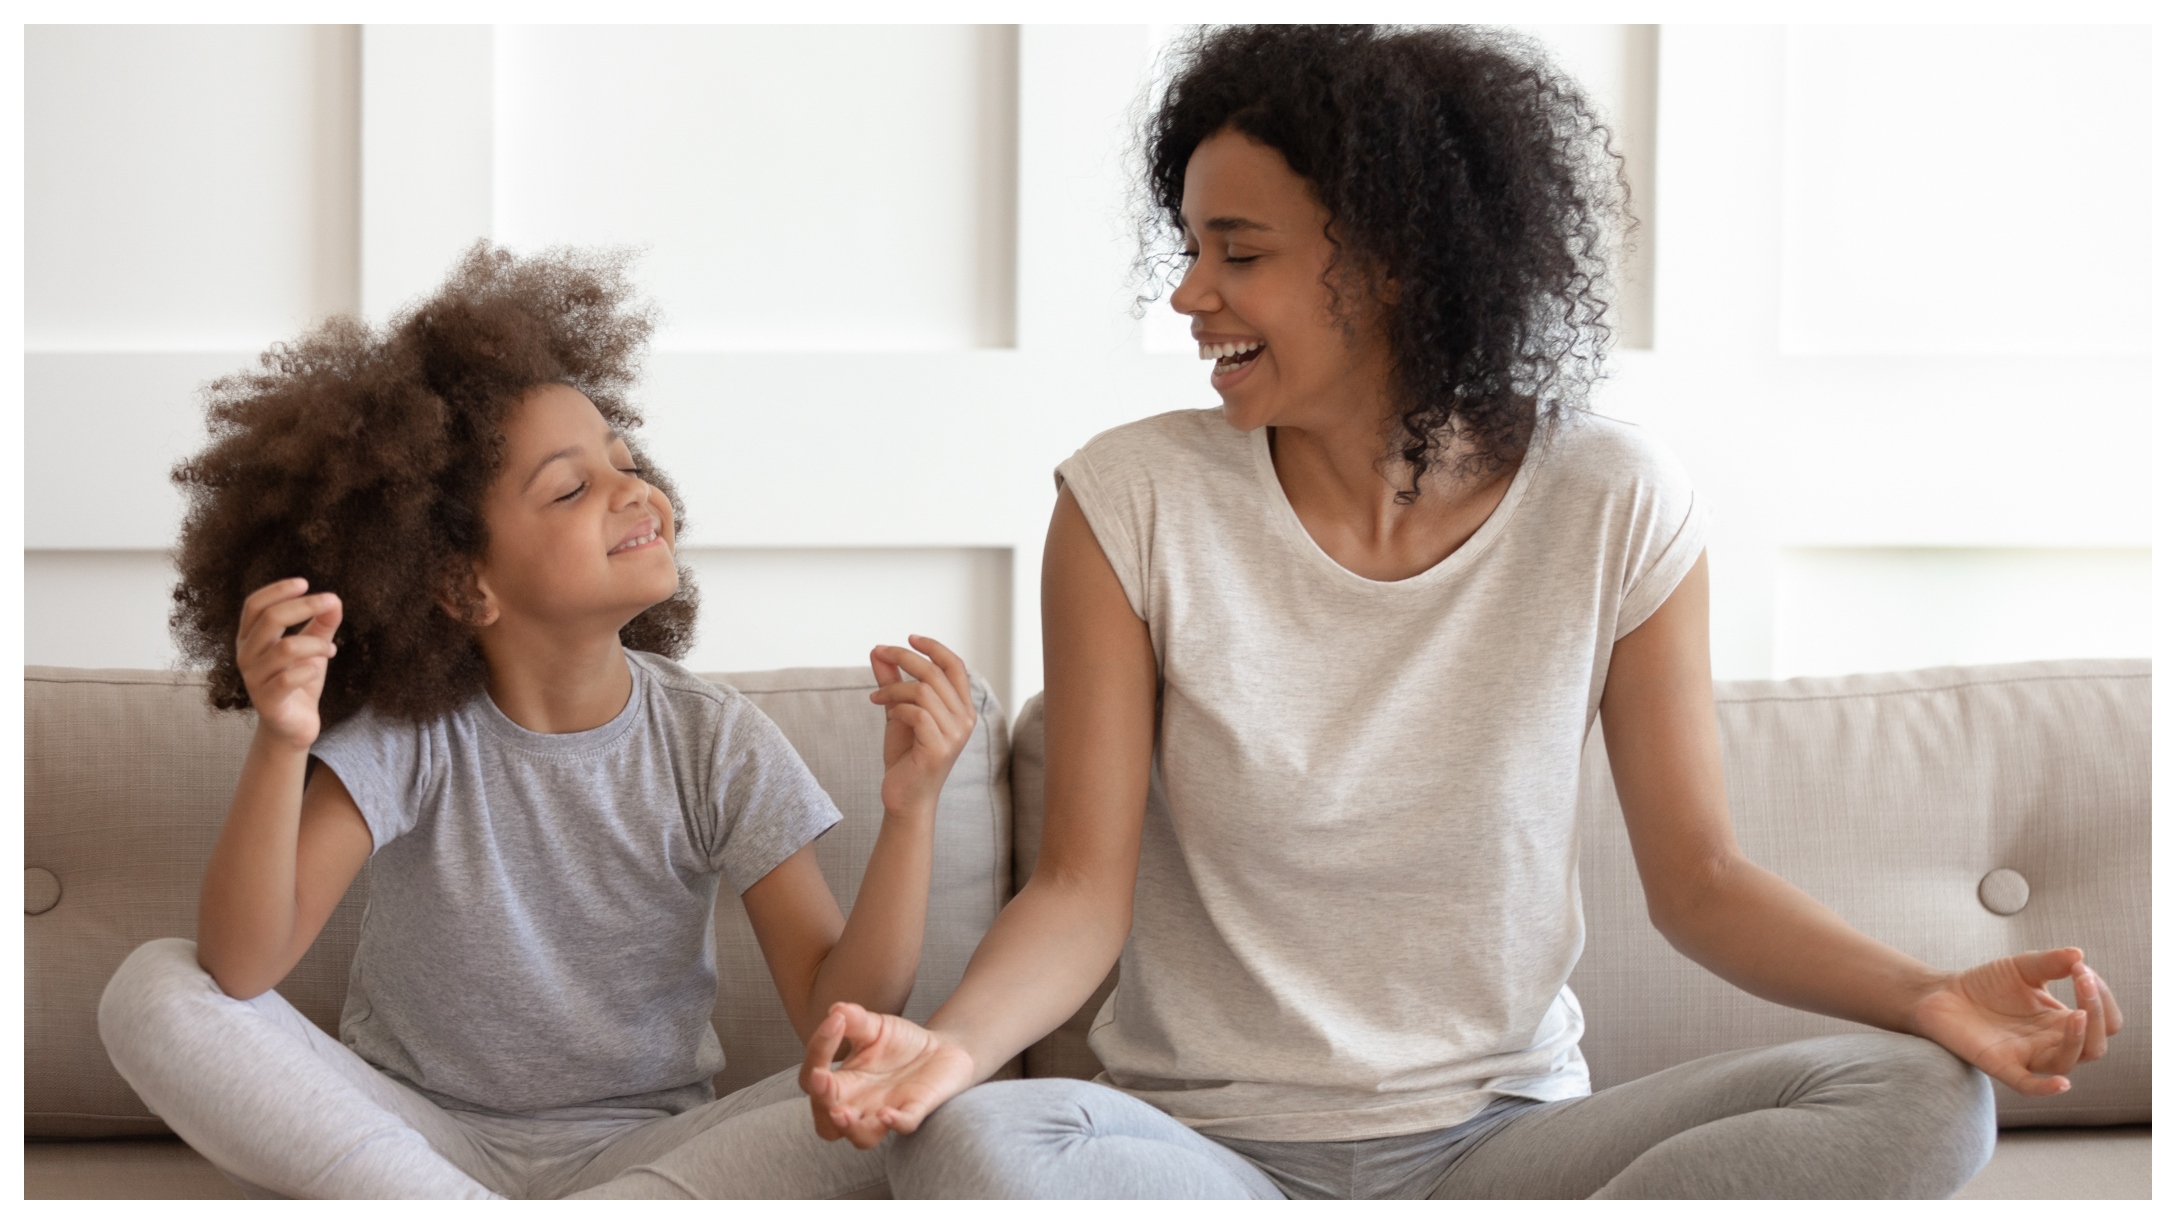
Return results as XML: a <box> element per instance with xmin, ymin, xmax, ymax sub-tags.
<box><xmin>170</xmin><ymin>242</ymin><xmax>698</xmax><ymax>726</ymax></box>
<box><xmin>1142</xmin><ymin>25</ymin><xmax>1627</xmax><ymax>492</ymax></box>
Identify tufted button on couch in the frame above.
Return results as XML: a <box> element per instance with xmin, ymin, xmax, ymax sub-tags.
<box><xmin>24</xmin><ymin>660</ymin><xmax>2149</xmax><ymax>1198</ymax></box>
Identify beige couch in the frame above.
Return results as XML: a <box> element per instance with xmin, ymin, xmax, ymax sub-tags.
<box><xmin>25</xmin><ymin>659</ymin><xmax>2150</xmax><ymax>1198</ymax></box>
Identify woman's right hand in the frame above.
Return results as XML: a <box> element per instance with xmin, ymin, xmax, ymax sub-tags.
<box><xmin>800</xmin><ymin>1001</ymin><xmax>978</xmax><ymax>1148</ymax></box>
<box><xmin>237</xmin><ymin>578</ymin><xmax>343</xmax><ymax>750</ymax></box>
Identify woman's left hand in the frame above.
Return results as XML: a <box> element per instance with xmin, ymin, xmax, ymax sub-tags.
<box><xmin>869</xmin><ymin>635</ymin><xmax>977</xmax><ymax>818</ymax></box>
<box><xmin>1910</xmin><ymin>948</ymin><xmax>2123</xmax><ymax>1096</ymax></box>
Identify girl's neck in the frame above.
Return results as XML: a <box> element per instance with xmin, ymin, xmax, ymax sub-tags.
<box><xmin>476</xmin><ymin>622</ymin><xmax>635</xmax><ymax>734</ymax></box>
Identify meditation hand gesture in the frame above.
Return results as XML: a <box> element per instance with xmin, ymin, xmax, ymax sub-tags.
<box><xmin>236</xmin><ymin>577</ymin><xmax>343</xmax><ymax>750</ymax></box>
<box><xmin>801</xmin><ymin>1001</ymin><xmax>977</xmax><ymax>1149</ymax></box>
<box><xmin>1911</xmin><ymin>948</ymin><xmax>2123</xmax><ymax>1096</ymax></box>
<box><xmin>868</xmin><ymin>635</ymin><xmax>977</xmax><ymax>818</ymax></box>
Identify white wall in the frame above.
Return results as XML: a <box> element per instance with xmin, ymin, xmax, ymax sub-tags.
<box><xmin>23</xmin><ymin>24</ymin><xmax>2153</xmax><ymax>710</ymax></box>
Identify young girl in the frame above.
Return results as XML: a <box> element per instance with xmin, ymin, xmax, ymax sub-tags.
<box><xmin>801</xmin><ymin>26</ymin><xmax>2122</xmax><ymax>1198</ymax></box>
<box><xmin>98</xmin><ymin>245</ymin><xmax>977</xmax><ymax>1199</ymax></box>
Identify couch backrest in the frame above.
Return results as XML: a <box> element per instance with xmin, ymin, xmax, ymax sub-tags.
<box><xmin>23</xmin><ymin>665</ymin><xmax>1011</xmax><ymax>1138</ymax></box>
<box><xmin>1011</xmin><ymin>660</ymin><xmax>2151</xmax><ymax>1127</ymax></box>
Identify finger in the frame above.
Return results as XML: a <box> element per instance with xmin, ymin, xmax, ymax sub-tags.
<box><xmin>2092</xmin><ymin>969</ymin><xmax>2125</xmax><ymax>1035</ymax></box>
<box><xmin>242</xmin><ymin>593</ymin><xmax>342</xmax><ymax>658</ymax></box>
<box><xmin>2076</xmin><ymin>967</ymin><xmax>2109</xmax><ymax>1062</ymax></box>
<box><xmin>833</xmin><ymin>1003</ymin><xmax>891</xmax><ymax>1065</ymax></box>
<box><xmin>881</xmin><ymin>1090</ymin><xmax>943</xmax><ymax>1136</ymax></box>
<box><xmin>800</xmin><ymin>1003</ymin><xmax>850</xmax><ymax>1096</ymax></box>
<box><xmin>238</xmin><ymin>578</ymin><xmax>309</xmax><ymax>629</ymax></box>
<box><xmin>871</xmin><ymin>645</ymin><xmax>964</xmax><ymax>718</ymax></box>
<box><xmin>906</xmin><ymin>634</ymin><xmax>974</xmax><ymax>710</ymax></box>
<box><xmin>2031</xmin><ymin>1007</ymin><xmax>2089</xmax><ymax>1078</ymax></box>
<box><xmin>298</xmin><ymin>594</ymin><xmax>344</xmax><ymax>641</ymax></box>
<box><xmin>2012</xmin><ymin>947</ymin><xmax>2085</xmax><ymax>989</ymax></box>
<box><xmin>868</xmin><ymin>680</ymin><xmax>940</xmax><ymax>709</ymax></box>
<box><xmin>885</xmin><ymin>702</ymin><xmax>937</xmax><ymax>744</ymax></box>
<box><xmin>868</xmin><ymin>646</ymin><xmax>903</xmax><ymax>691</ymax></box>
<box><xmin>807</xmin><ymin>1096</ymin><xmax>842</xmax><ymax>1143</ymax></box>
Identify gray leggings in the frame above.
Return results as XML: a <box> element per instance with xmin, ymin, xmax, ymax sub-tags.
<box><xmin>890</xmin><ymin>1033</ymin><xmax>1995</xmax><ymax>1198</ymax></box>
<box><xmin>98</xmin><ymin>939</ymin><xmax>886</xmax><ymax>1199</ymax></box>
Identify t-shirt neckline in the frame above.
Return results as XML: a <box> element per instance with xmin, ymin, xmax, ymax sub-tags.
<box><xmin>474</xmin><ymin>649</ymin><xmax>647</xmax><ymax>755</ymax></box>
<box><xmin>1247</xmin><ymin>425</ymin><xmax>1539</xmax><ymax>591</ymax></box>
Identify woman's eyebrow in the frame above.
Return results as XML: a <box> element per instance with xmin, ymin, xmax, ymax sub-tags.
<box><xmin>1202</xmin><ymin>216</ymin><xmax>1274</xmax><ymax>234</ymax></box>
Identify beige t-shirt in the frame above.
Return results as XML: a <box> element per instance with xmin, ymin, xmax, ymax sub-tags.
<box><xmin>1057</xmin><ymin>408</ymin><xmax>1706</xmax><ymax>1142</ymax></box>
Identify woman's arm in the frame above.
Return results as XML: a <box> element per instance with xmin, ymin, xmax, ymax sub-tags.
<box><xmin>197</xmin><ymin>579</ymin><xmax>374</xmax><ymax>999</ymax></box>
<box><xmin>800</xmin><ymin>487</ymin><xmax>1158</xmax><ymax>1147</ymax></box>
<box><xmin>742</xmin><ymin>636</ymin><xmax>978</xmax><ymax>1043</ymax></box>
<box><xmin>1600</xmin><ymin>552</ymin><xmax>2122</xmax><ymax>1095</ymax></box>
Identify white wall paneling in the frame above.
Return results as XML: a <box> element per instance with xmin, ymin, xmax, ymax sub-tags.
<box><xmin>360</xmin><ymin>25</ymin><xmax>493</xmax><ymax>320</ymax></box>
<box><xmin>1779</xmin><ymin>26</ymin><xmax>2151</xmax><ymax>357</ymax></box>
<box><xmin>678</xmin><ymin>548</ymin><xmax>1012</xmax><ymax>699</ymax></box>
<box><xmin>23</xmin><ymin>24</ymin><xmax>2154</xmax><ymax>706</ymax></box>
<box><xmin>27</xmin><ymin>25</ymin><xmax>359</xmax><ymax>350</ymax></box>
<box><xmin>24</xmin><ymin>551</ymin><xmax>181</xmax><ymax>671</ymax></box>
<box><xmin>1773</xmin><ymin>548</ymin><xmax>2151</xmax><ymax>680</ymax></box>
<box><xmin>494</xmin><ymin>26</ymin><xmax>1016</xmax><ymax>352</ymax></box>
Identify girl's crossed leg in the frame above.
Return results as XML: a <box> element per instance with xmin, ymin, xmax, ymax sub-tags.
<box><xmin>99</xmin><ymin>939</ymin><xmax>885</xmax><ymax>1199</ymax></box>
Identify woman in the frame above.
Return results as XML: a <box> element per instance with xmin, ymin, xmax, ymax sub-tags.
<box><xmin>799</xmin><ymin>26</ymin><xmax>2123</xmax><ymax>1198</ymax></box>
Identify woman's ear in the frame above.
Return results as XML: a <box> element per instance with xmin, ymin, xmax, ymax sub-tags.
<box><xmin>437</xmin><ymin>562</ymin><xmax>500</xmax><ymax>628</ymax></box>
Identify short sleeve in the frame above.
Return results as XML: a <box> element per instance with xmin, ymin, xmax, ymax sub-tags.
<box><xmin>707</xmin><ymin>698</ymin><xmax>843</xmax><ymax>894</ymax></box>
<box><xmin>1056</xmin><ymin>439</ymin><xmax>1152</xmax><ymax>622</ymax></box>
<box><xmin>1612</xmin><ymin>434</ymin><xmax>1709</xmax><ymax>640</ymax></box>
<box><xmin>310</xmin><ymin>707</ymin><xmax>437</xmax><ymax>851</ymax></box>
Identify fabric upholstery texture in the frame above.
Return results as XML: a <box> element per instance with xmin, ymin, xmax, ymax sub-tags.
<box><xmin>1570</xmin><ymin>660</ymin><xmax>2150</xmax><ymax>1128</ymax></box>
<box><xmin>1008</xmin><ymin>662</ymin><xmax>2151</xmax><ymax>1130</ymax></box>
<box><xmin>23</xmin><ymin>665</ymin><xmax>1011</xmax><ymax>1135</ymax></box>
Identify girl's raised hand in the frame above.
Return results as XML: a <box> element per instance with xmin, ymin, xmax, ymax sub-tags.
<box><xmin>235</xmin><ymin>578</ymin><xmax>343</xmax><ymax>751</ymax></box>
<box><xmin>868</xmin><ymin>635</ymin><xmax>977</xmax><ymax>818</ymax></box>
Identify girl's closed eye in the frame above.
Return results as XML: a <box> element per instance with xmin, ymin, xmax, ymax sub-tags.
<box><xmin>556</xmin><ymin>483</ymin><xmax>586</xmax><ymax>504</ymax></box>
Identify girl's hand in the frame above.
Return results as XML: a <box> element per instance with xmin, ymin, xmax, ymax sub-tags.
<box><xmin>868</xmin><ymin>635</ymin><xmax>976</xmax><ymax>818</ymax></box>
<box><xmin>236</xmin><ymin>578</ymin><xmax>343</xmax><ymax>751</ymax></box>
<box><xmin>1910</xmin><ymin>948</ymin><xmax>2124</xmax><ymax>1096</ymax></box>
<box><xmin>800</xmin><ymin>1001</ymin><xmax>978</xmax><ymax>1148</ymax></box>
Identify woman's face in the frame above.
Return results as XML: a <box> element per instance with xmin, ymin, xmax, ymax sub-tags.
<box><xmin>1170</xmin><ymin>127</ymin><xmax>1393</xmax><ymax>435</ymax></box>
<box><xmin>467</xmin><ymin>383</ymin><xmax>679</xmax><ymax>635</ymax></box>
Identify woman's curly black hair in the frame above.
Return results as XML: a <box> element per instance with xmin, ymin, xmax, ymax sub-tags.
<box><xmin>1142</xmin><ymin>25</ymin><xmax>1627</xmax><ymax>493</ymax></box>
<box><xmin>170</xmin><ymin>243</ymin><xmax>698</xmax><ymax>726</ymax></box>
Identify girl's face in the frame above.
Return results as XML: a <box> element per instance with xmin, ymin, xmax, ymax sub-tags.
<box><xmin>1170</xmin><ymin>127</ymin><xmax>1394</xmax><ymax>435</ymax></box>
<box><xmin>467</xmin><ymin>383</ymin><xmax>679</xmax><ymax>636</ymax></box>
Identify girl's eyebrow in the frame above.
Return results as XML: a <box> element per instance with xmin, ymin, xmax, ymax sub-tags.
<box><xmin>520</xmin><ymin>428</ymin><xmax>624</xmax><ymax>493</ymax></box>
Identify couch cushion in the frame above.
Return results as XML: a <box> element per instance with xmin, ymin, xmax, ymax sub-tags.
<box><xmin>1571</xmin><ymin>659</ymin><xmax>2149</xmax><ymax>1128</ymax></box>
<box><xmin>24</xmin><ymin>664</ymin><xmax>1011</xmax><ymax>1135</ymax></box>
<box><xmin>1011</xmin><ymin>662</ymin><xmax>2150</xmax><ymax>1129</ymax></box>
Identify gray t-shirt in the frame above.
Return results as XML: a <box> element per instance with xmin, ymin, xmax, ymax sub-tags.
<box><xmin>311</xmin><ymin>649</ymin><xmax>840</xmax><ymax>1115</ymax></box>
<box><xmin>1058</xmin><ymin>409</ymin><xmax>1706</xmax><ymax>1142</ymax></box>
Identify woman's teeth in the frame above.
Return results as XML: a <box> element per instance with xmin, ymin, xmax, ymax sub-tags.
<box><xmin>1199</xmin><ymin>339</ymin><xmax>1265</xmax><ymax>371</ymax></box>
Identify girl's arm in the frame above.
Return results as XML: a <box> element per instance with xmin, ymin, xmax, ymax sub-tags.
<box><xmin>197</xmin><ymin>579</ymin><xmax>374</xmax><ymax>999</ymax></box>
<box><xmin>798</xmin><ymin>489</ymin><xmax>1157</xmax><ymax>1148</ymax></box>
<box><xmin>742</xmin><ymin>636</ymin><xmax>980</xmax><ymax>1043</ymax></box>
<box><xmin>1600</xmin><ymin>552</ymin><xmax>2123</xmax><ymax>1096</ymax></box>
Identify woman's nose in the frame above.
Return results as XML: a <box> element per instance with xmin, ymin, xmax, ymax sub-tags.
<box><xmin>1170</xmin><ymin>256</ymin><xmax>1218</xmax><ymax>318</ymax></box>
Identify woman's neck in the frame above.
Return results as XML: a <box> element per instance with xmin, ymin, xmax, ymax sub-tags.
<box><xmin>1268</xmin><ymin>416</ymin><xmax>1519</xmax><ymax>583</ymax></box>
<box><xmin>474</xmin><ymin>621</ymin><xmax>635</xmax><ymax>734</ymax></box>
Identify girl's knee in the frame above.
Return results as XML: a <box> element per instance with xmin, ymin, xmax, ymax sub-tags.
<box><xmin>98</xmin><ymin>938</ymin><xmax>214</xmax><ymax>1043</ymax></box>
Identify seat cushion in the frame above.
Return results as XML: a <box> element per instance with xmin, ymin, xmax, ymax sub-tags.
<box><xmin>24</xmin><ymin>665</ymin><xmax>1011</xmax><ymax>1134</ymax></box>
<box><xmin>24</xmin><ymin>1127</ymin><xmax>2150</xmax><ymax>1199</ymax></box>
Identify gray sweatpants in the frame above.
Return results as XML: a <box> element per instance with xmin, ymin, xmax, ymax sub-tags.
<box><xmin>890</xmin><ymin>1032</ymin><xmax>1995</xmax><ymax>1198</ymax></box>
<box><xmin>98</xmin><ymin>939</ymin><xmax>886</xmax><ymax>1199</ymax></box>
